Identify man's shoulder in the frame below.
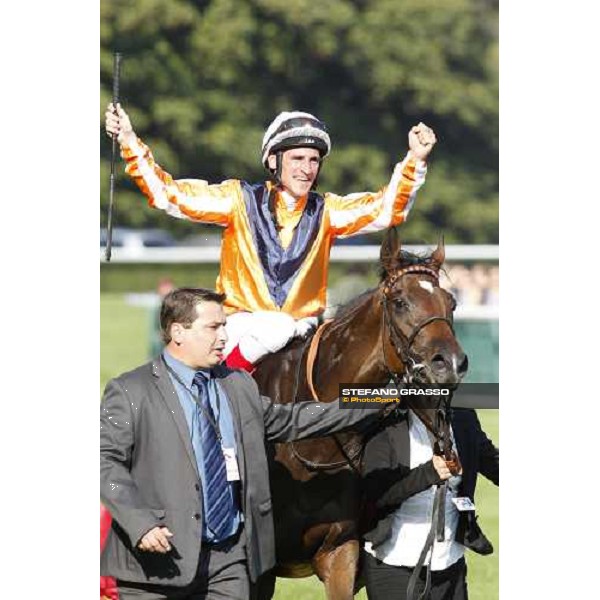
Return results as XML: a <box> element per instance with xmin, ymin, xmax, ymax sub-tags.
<box><xmin>108</xmin><ymin>359</ymin><xmax>157</xmax><ymax>389</ymax></box>
<box><xmin>239</xmin><ymin>180</ymin><xmax>266</xmax><ymax>191</ymax></box>
<box><xmin>213</xmin><ymin>365</ymin><xmax>263</xmax><ymax>408</ymax></box>
<box><xmin>213</xmin><ymin>364</ymin><xmax>256</xmax><ymax>389</ymax></box>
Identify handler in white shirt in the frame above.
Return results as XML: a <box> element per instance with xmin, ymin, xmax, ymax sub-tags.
<box><xmin>364</xmin><ymin>411</ymin><xmax>463</xmax><ymax>572</ymax></box>
<box><xmin>361</xmin><ymin>407</ymin><xmax>494</xmax><ymax>600</ymax></box>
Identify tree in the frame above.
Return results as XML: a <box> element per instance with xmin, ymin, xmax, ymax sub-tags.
<box><xmin>100</xmin><ymin>0</ymin><xmax>498</xmax><ymax>243</ymax></box>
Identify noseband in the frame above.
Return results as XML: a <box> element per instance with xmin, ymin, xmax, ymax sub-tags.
<box><xmin>381</xmin><ymin>265</ymin><xmax>455</xmax><ymax>385</ymax></box>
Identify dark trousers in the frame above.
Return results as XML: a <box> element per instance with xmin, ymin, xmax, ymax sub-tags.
<box><xmin>117</xmin><ymin>530</ymin><xmax>248</xmax><ymax>600</ymax></box>
<box><xmin>363</xmin><ymin>551</ymin><xmax>468</xmax><ymax>600</ymax></box>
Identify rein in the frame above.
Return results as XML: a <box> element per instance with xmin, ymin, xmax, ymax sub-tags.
<box><xmin>306</xmin><ymin>320</ymin><xmax>332</xmax><ymax>401</ymax></box>
<box><xmin>288</xmin><ymin>321</ymin><xmax>366</xmax><ymax>472</ymax></box>
<box><xmin>405</xmin><ymin>392</ymin><xmax>457</xmax><ymax>600</ymax></box>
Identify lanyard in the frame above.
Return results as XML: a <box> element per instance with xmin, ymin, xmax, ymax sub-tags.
<box><xmin>162</xmin><ymin>357</ymin><xmax>224</xmax><ymax>444</ymax></box>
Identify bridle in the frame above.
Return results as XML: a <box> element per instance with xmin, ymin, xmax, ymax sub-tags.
<box><xmin>286</xmin><ymin>264</ymin><xmax>456</xmax><ymax>473</ymax></box>
<box><xmin>381</xmin><ymin>264</ymin><xmax>455</xmax><ymax>385</ymax></box>
<box><xmin>379</xmin><ymin>264</ymin><xmax>459</xmax><ymax>460</ymax></box>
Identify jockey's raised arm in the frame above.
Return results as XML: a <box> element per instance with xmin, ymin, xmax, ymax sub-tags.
<box><xmin>104</xmin><ymin>105</ymin><xmax>437</xmax><ymax>371</ymax></box>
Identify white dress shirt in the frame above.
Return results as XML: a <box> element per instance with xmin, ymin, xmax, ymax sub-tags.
<box><xmin>364</xmin><ymin>411</ymin><xmax>465</xmax><ymax>570</ymax></box>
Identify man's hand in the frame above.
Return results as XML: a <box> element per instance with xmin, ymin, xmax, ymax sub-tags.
<box><xmin>432</xmin><ymin>455</ymin><xmax>452</xmax><ymax>480</ymax></box>
<box><xmin>105</xmin><ymin>102</ymin><xmax>135</xmax><ymax>145</ymax></box>
<box><xmin>445</xmin><ymin>451</ymin><xmax>463</xmax><ymax>476</ymax></box>
<box><xmin>137</xmin><ymin>526</ymin><xmax>174</xmax><ymax>553</ymax></box>
<box><xmin>408</xmin><ymin>122</ymin><xmax>437</xmax><ymax>161</ymax></box>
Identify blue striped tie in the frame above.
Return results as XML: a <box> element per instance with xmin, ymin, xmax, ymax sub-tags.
<box><xmin>193</xmin><ymin>372</ymin><xmax>234</xmax><ymax>539</ymax></box>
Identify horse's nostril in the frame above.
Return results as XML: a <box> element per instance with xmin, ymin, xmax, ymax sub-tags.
<box><xmin>432</xmin><ymin>354</ymin><xmax>446</xmax><ymax>370</ymax></box>
<box><xmin>458</xmin><ymin>354</ymin><xmax>469</xmax><ymax>375</ymax></box>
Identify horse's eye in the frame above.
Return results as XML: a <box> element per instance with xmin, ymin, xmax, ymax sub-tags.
<box><xmin>449</xmin><ymin>296</ymin><xmax>457</xmax><ymax>311</ymax></box>
<box><xmin>393</xmin><ymin>297</ymin><xmax>409</xmax><ymax>310</ymax></box>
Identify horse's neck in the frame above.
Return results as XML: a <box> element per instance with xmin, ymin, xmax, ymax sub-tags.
<box><xmin>315</xmin><ymin>292</ymin><xmax>389</xmax><ymax>395</ymax></box>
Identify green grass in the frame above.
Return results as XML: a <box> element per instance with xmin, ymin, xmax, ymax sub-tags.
<box><xmin>101</xmin><ymin>293</ymin><xmax>498</xmax><ymax>599</ymax></box>
<box><xmin>101</xmin><ymin>293</ymin><xmax>151</xmax><ymax>391</ymax></box>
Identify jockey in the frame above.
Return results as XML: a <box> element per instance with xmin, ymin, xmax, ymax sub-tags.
<box><xmin>105</xmin><ymin>106</ymin><xmax>437</xmax><ymax>371</ymax></box>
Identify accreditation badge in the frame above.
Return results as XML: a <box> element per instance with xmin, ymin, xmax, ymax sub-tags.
<box><xmin>222</xmin><ymin>447</ymin><xmax>240</xmax><ymax>481</ymax></box>
<box><xmin>452</xmin><ymin>497</ymin><xmax>476</xmax><ymax>512</ymax></box>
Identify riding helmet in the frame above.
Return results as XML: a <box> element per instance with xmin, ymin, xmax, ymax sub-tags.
<box><xmin>261</xmin><ymin>111</ymin><xmax>331</xmax><ymax>168</ymax></box>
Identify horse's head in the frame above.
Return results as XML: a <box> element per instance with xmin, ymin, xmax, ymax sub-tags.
<box><xmin>379</xmin><ymin>228</ymin><xmax>468</xmax><ymax>385</ymax></box>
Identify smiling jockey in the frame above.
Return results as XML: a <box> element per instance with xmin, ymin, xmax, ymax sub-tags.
<box><xmin>105</xmin><ymin>107</ymin><xmax>437</xmax><ymax>371</ymax></box>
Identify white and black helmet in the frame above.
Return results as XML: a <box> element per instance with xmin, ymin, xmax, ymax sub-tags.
<box><xmin>261</xmin><ymin>111</ymin><xmax>331</xmax><ymax>168</ymax></box>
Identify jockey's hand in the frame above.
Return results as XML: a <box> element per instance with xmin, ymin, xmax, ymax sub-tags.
<box><xmin>432</xmin><ymin>455</ymin><xmax>452</xmax><ymax>480</ymax></box>
<box><xmin>105</xmin><ymin>102</ymin><xmax>136</xmax><ymax>145</ymax></box>
<box><xmin>408</xmin><ymin>122</ymin><xmax>437</xmax><ymax>161</ymax></box>
<box><xmin>295</xmin><ymin>316</ymin><xmax>319</xmax><ymax>339</ymax></box>
<box><xmin>137</xmin><ymin>526</ymin><xmax>173</xmax><ymax>553</ymax></box>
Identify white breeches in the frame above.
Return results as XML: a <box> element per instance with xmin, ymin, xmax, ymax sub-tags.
<box><xmin>224</xmin><ymin>311</ymin><xmax>318</xmax><ymax>363</ymax></box>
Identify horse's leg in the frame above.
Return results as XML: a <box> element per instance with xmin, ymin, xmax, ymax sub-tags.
<box><xmin>249</xmin><ymin>571</ymin><xmax>276</xmax><ymax>600</ymax></box>
<box><xmin>323</xmin><ymin>540</ymin><xmax>359</xmax><ymax>600</ymax></box>
<box><xmin>310</xmin><ymin>524</ymin><xmax>359</xmax><ymax>600</ymax></box>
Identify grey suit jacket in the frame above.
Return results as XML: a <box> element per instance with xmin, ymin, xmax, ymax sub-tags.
<box><xmin>100</xmin><ymin>358</ymin><xmax>381</xmax><ymax>587</ymax></box>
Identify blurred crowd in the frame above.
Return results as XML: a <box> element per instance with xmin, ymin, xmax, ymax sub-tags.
<box><xmin>440</xmin><ymin>264</ymin><xmax>499</xmax><ymax>307</ymax></box>
<box><xmin>326</xmin><ymin>263</ymin><xmax>499</xmax><ymax>315</ymax></box>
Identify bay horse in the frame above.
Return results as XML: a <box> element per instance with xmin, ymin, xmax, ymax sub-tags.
<box><xmin>251</xmin><ymin>228</ymin><xmax>468</xmax><ymax>600</ymax></box>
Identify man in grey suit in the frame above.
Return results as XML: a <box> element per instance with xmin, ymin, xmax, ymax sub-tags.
<box><xmin>101</xmin><ymin>287</ymin><xmax>384</xmax><ymax>599</ymax></box>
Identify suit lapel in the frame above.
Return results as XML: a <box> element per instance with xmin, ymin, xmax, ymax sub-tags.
<box><xmin>215</xmin><ymin>370</ymin><xmax>246</xmax><ymax>485</ymax></box>
<box><xmin>452</xmin><ymin>412</ymin><xmax>466</xmax><ymax>461</ymax></box>
<box><xmin>151</xmin><ymin>358</ymin><xmax>199</xmax><ymax>479</ymax></box>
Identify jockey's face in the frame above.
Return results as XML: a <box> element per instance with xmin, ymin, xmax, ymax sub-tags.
<box><xmin>169</xmin><ymin>301</ymin><xmax>228</xmax><ymax>369</ymax></box>
<box><xmin>269</xmin><ymin>147</ymin><xmax>321</xmax><ymax>199</ymax></box>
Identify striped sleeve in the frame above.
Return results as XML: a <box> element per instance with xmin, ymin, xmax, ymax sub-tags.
<box><xmin>121</xmin><ymin>136</ymin><xmax>237</xmax><ymax>226</ymax></box>
<box><xmin>325</xmin><ymin>155</ymin><xmax>427</xmax><ymax>238</ymax></box>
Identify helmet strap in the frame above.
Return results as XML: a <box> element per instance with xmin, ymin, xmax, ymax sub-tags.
<box><xmin>267</xmin><ymin>187</ymin><xmax>282</xmax><ymax>231</ymax></box>
<box><xmin>275</xmin><ymin>151</ymin><xmax>283</xmax><ymax>185</ymax></box>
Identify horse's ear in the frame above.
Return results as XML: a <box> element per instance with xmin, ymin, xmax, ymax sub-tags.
<box><xmin>380</xmin><ymin>227</ymin><xmax>401</xmax><ymax>271</ymax></box>
<box><xmin>431</xmin><ymin>235</ymin><xmax>445</xmax><ymax>267</ymax></box>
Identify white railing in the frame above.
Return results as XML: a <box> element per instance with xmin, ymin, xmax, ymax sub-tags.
<box><xmin>107</xmin><ymin>245</ymin><xmax>500</xmax><ymax>321</ymax></box>
<box><xmin>454</xmin><ymin>305</ymin><xmax>498</xmax><ymax>321</ymax></box>
<box><xmin>100</xmin><ymin>244</ymin><xmax>499</xmax><ymax>264</ymax></box>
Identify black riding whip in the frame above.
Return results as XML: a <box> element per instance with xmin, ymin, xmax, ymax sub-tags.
<box><xmin>105</xmin><ymin>52</ymin><xmax>122</xmax><ymax>262</ymax></box>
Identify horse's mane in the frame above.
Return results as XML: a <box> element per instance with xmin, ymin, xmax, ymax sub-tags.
<box><xmin>332</xmin><ymin>288</ymin><xmax>376</xmax><ymax>322</ymax></box>
<box><xmin>378</xmin><ymin>249</ymin><xmax>439</xmax><ymax>282</ymax></box>
<box><xmin>328</xmin><ymin>249</ymin><xmax>441</xmax><ymax>324</ymax></box>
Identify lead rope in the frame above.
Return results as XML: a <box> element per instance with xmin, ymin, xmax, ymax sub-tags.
<box><xmin>406</xmin><ymin>482</ymin><xmax>447</xmax><ymax>600</ymax></box>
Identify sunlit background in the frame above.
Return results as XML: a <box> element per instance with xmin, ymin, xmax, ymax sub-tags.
<box><xmin>100</xmin><ymin>1</ymin><xmax>499</xmax><ymax>597</ymax></box>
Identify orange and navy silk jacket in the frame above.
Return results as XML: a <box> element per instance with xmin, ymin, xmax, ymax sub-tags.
<box><xmin>121</xmin><ymin>137</ymin><xmax>427</xmax><ymax>319</ymax></box>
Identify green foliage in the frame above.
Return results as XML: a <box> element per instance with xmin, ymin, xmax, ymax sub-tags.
<box><xmin>101</xmin><ymin>0</ymin><xmax>498</xmax><ymax>243</ymax></box>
